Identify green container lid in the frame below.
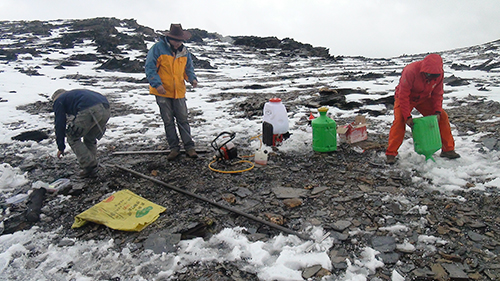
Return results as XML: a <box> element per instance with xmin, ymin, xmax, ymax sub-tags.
<box><xmin>412</xmin><ymin>115</ymin><xmax>442</xmax><ymax>161</ymax></box>
<box><xmin>311</xmin><ymin>107</ymin><xmax>337</xmax><ymax>152</ymax></box>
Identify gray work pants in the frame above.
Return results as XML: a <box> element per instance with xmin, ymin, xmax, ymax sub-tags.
<box><xmin>155</xmin><ymin>96</ymin><xmax>195</xmax><ymax>151</ymax></box>
<box><xmin>67</xmin><ymin>103</ymin><xmax>110</xmax><ymax>169</ymax></box>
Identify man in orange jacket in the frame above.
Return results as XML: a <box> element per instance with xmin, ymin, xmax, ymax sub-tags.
<box><xmin>145</xmin><ymin>23</ymin><xmax>199</xmax><ymax>161</ymax></box>
<box><xmin>386</xmin><ymin>54</ymin><xmax>460</xmax><ymax>164</ymax></box>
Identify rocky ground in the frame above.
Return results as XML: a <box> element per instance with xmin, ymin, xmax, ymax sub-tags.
<box><xmin>1</xmin><ymin>18</ymin><xmax>500</xmax><ymax>280</ymax></box>
<box><xmin>2</xmin><ymin>94</ymin><xmax>500</xmax><ymax>281</ymax></box>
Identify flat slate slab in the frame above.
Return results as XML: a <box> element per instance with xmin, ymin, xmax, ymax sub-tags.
<box><xmin>441</xmin><ymin>263</ymin><xmax>469</xmax><ymax>280</ymax></box>
<box><xmin>272</xmin><ymin>186</ymin><xmax>309</xmax><ymax>199</ymax></box>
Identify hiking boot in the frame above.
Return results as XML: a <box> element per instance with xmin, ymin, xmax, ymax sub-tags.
<box><xmin>440</xmin><ymin>150</ymin><xmax>461</xmax><ymax>159</ymax></box>
<box><xmin>386</xmin><ymin>155</ymin><xmax>396</xmax><ymax>165</ymax></box>
<box><xmin>186</xmin><ymin>148</ymin><xmax>198</xmax><ymax>158</ymax></box>
<box><xmin>167</xmin><ymin>150</ymin><xmax>180</xmax><ymax>161</ymax></box>
<box><xmin>80</xmin><ymin>165</ymin><xmax>99</xmax><ymax>178</ymax></box>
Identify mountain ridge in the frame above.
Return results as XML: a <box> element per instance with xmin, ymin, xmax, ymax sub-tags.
<box><xmin>2</xmin><ymin>17</ymin><xmax>499</xmax><ymax>69</ymax></box>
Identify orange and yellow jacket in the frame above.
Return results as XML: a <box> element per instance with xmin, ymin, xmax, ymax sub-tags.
<box><xmin>395</xmin><ymin>54</ymin><xmax>444</xmax><ymax>119</ymax></box>
<box><xmin>145</xmin><ymin>37</ymin><xmax>197</xmax><ymax>99</ymax></box>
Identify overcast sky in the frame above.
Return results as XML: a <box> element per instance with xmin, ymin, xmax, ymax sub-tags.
<box><xmin>1</xmin><ymin>0</ymin><xmax>499</xmax><ymax>58</ymax></box>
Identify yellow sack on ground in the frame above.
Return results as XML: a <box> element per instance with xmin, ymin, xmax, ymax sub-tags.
<box><xmin>72</xmin><ymin>189</ymin><xmax>166</xmax><ymax>231</ymax></box>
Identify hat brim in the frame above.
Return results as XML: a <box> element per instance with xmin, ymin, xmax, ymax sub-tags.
<box><xmin>52</xmin><ymin>89</ymin><xmax>67</xmax><ymax>101</ymax></box>
<box><xmin>163</xmin><ymin>30</ymin><xmax>192</xmax><ymax>41</ymax></box>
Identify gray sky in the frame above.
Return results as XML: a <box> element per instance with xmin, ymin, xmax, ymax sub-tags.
<box><xmin>1</xmin><ymin>0</ymin><xmax>499</xmax><ymax>58</ymax></box>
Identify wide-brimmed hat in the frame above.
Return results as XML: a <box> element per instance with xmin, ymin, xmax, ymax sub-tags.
<box><xmin>52</xmin><ymin>89</ymin><xmax>67</xmax><ymax>101</ymax></box>
<box><xmin>163</xmin><ymin>24</ymin><xmax>191</xmax><ymax>41</ymax></box>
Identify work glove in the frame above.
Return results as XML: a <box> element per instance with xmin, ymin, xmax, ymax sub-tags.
<box><xmin>156</xmin><ymin>85</ymin><xmax>167</xmax><ymax>95</ymax></box>
<box><xmin>406</xmin><ymin>117</ymin><xmax>414</xmax><ymax>128</ymax></box>
<box><xmin>435</xmin><ymin>111</ymin><xmax>441</xmax><ymax>122</ymax></box>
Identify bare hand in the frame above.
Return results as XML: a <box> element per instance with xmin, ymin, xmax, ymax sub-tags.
<box><xmin>57</xmin><ymin>150</ymin><xmax>64</xmax><ymax>159</ymax></box>
<box><xmin>156</xmin><ymin>85</ymin><xmax>167</xmax><ymax>95</ymax></box>
<box><xmin>436</xmin><ymin>113</ymin><xmax>441</xmax><ymax>122</ymax></box>
<box><xmin>406</xmin><ymin>118</ymin><xmax>414</xmax><ymax>128</ymax></box>
<box><xmin>191</xmin><ymin>80</ymin><xmax>198</xmax><ymax>88</ymax></box>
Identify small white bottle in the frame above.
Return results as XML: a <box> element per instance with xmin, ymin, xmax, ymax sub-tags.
<box><xmin>254</xmin><ymin>149</ymin><xmax>268</xmax><ymax>165</ymax></box>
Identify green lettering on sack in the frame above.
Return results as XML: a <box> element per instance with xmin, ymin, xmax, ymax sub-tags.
<box><xmin>136</xmin><ymin>206</ymin><xmax>153</xmax><ymax>218</ymax></box>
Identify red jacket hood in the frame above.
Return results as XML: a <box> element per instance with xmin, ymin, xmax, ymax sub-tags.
<box><xmin>421</xmin><ymin>54</ymin><xmax>443</xmax><ymax>74</ymax></box>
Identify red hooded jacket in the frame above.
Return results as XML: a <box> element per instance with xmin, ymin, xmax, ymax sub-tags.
<box><xmin>395</xmin><ymin>54</ymin><xmax>444</xmax><ymax>119</ymax></box>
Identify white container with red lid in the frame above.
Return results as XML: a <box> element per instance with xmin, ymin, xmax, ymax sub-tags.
<box><xmin>262</xmin><ymin>98</ymin><xmax>289</xmax><ymax>134</ymax></box>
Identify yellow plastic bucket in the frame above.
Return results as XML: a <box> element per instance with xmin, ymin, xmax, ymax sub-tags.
<box><xmin>412</xmin><ymin>115</ymin><xmax>442</xmax><ymax>161</ymax></box>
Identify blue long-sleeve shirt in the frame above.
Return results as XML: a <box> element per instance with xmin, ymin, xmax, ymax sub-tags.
<box><xmin>53</xmin><ymin>89</ymin><xmax>109</xmax><ymax>151</ymax></box>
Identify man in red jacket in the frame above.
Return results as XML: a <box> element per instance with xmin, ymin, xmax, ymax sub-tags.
<box><xmin>386</xmin><ymin>54</ymin><xmax>460</xmax><ymax>164</ymax></box>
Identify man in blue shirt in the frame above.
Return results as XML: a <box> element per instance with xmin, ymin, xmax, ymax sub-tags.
<box><xmin>52</xmin><ymin>89</ymin><xmax>110</xmax><ymax>177</ymax></box>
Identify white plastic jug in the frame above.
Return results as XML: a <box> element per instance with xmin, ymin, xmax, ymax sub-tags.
<box><xmin>262</xmin><ymin>98</ymin><xmax>289</xmax><ymax>134</ymax></box>
<box><xmin>254</xmin><ymin>149</ymin><xmax>268</xmax><ymax>165</ymax></box>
